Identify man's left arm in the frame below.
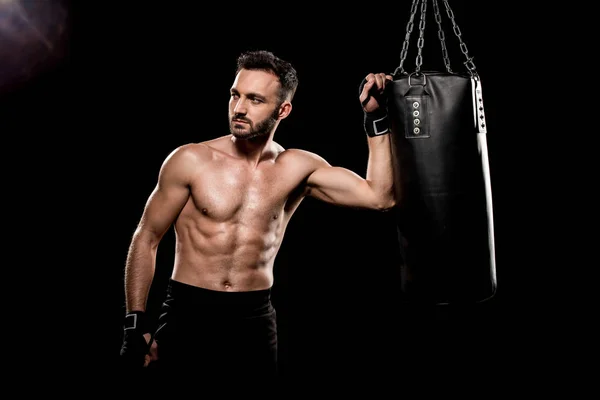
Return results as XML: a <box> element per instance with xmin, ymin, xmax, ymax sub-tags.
<box><xmin>305</xmin><ymin>73</ymin><xmax>396</xmax><ymax>211</ymax></box>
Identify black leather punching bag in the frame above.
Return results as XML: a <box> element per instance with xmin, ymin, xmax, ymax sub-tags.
<box><xmin>387</xmin><ymin>0</ymin><xmax>496</xmax><ymax>305</ymax></box>
<box><xmin>389</xmin><ymin>72</ymin><xmax>496</xmax><ymax>305</ymax></box>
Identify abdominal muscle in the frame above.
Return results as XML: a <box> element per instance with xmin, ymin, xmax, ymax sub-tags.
<box><xmin>170</xmin><ymin>204</ymin><xmax>288</xmax><ymax>292</ymax></box>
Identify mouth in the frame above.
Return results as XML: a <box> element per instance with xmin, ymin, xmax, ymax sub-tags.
<box><xmin>232</xmin><ymin>119</ymin><xmax>249</xmax><ymax>124</ymax></box>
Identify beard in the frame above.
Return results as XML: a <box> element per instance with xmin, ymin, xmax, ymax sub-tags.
<box><xmin>229</xmin><ymin>107</ymin><xmax>279</xmax><ymax>140</ymax></box>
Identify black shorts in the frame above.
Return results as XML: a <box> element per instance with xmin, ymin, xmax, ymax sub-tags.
<box><xmin>150</xmin><ymin>279</ymin><xmax>278</xmax><ymax>381</ymax></box>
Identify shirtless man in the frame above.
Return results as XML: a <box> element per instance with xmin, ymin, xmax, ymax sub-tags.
<box><xmin>119</xmin><ymin>50</ymin><xmax>396</xmax><ymax>383</ymax></box>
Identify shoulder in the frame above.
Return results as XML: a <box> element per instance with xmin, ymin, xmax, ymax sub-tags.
<box><xmin>163</xmin><ymin>136</ymin><xmax>230</xmax><ymax>166</ymax></box>
<box><xmin>158</xmin><ymin>141</ymin><xmax>216</xmax><ymax>179</ymax></box>
<box><xmin>277</xmin><ymin>148</ymin><xmax>330</xmax><ymax>169</ymax></box>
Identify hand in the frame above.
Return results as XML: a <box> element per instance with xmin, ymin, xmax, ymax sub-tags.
<box><xmin>359</xmin><ymin>73</ymin><xmax>393</xmax><ymax>114</ymax></box>
<box><xmin>144</xmin><ymin>334</ymin><xmax>159</xmax><ymax>367</ymax></box>
<box><xmin>119</xmin><ymin>311</ymin><xmax>152</xmax><ymax>369</ymax></box>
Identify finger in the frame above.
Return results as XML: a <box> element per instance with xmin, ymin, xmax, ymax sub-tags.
<box><xmin>360</xmin><ymin>77</ymin><xmax>375</xmax><ymax>106</ymax></box>
<box><xmin>381</xmin><ymin>74</ymin><xmax>392</xmax><ymax>91</ymax></box>
<box><xmin>143</xmin><ymin>332</ymin><xmax>152</xmax><ymax>344</ymax></box>
<box><xmin>363</xmin><ymin>76</ymin><xmax>375</xmax><ymax>92</ymax></box>
<box><xmin>378</xmin><ymin>74</ymin><xmax>389</xmax><ymax>94</ymax></box>
<box><xmin>372</xmin><ymin>74</ymin><xmax>382</xmax><ymax>91</ymax></box>
<box><xmin>150</xmin><ymin>343</ymin><xmax>159</xmax><ymax>360</ymax></box>
<box><xmin>379</xmin><ymin>73</ymin><xmax>388</xmax><ymax>89</ymax></box>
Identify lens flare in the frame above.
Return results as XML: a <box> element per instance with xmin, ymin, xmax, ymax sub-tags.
<box><xmin>0</xmin><ymin>0</ymin><xmax>69</xmax><ymax>94</ymax></box>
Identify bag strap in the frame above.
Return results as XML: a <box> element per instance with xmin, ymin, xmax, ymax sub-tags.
<box><xmin>393</xmin><ymin>0</ymin><xmax>479</xmax><ymax>78</ymax></box>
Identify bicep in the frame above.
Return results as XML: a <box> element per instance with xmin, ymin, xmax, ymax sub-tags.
<box><xmin>135</xmin><ymin>145</ymin><xmax>201</xmax><ymax>240</ymax></box>
<box><xmin>306</xmin><ymin>165</ymin><xmax>373</xmax><ymax>207</ymax></box>
<box><xmin>138</xmin><ymin>180</ymin><xmax>189</xmax><ymax>240</ymax></box>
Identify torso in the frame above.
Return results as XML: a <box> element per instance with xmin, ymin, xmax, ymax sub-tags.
<box><xmin>171</xmin><ymin>135</ymin><xmax>319</xmax><ymax>292</ymax></box>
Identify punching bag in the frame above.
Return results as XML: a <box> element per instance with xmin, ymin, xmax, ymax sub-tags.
<box><xmin>387</xmin><ymin>0</ymin><xmax>496</xmax><ymax>304</ymax></box>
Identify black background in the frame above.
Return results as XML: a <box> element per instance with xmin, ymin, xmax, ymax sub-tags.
<box><xmin>2</xmin><ymin>0</ymin><xmax>574</xmax><ymax>394</ymax></box>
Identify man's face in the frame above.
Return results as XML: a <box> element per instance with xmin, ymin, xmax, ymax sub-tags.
<box><xmin>229</xmin><ymin>69</ymin><xmax>282</xmax><ymax>140</ymax></box>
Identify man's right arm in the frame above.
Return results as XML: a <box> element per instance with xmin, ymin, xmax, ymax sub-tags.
<box><xmin>120</xmin><ymin>145</ymin><xmax>199</xmax><ymax>369</ymax></box>
<box><xmin>124</xmin><ymin>145</ymin><xmax>197</xmax><ymax>313</ymax></box>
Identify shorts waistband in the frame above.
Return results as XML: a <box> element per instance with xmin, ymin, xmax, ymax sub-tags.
<box><xmin>166</xmin><ymin>278</ymin><xmax>272</xmax><ymax>309</ymax></box>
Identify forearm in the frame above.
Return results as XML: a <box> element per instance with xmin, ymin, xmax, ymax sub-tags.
<box><xmin>365</xmin><ymin>133</ymin><xmax>396</xmax><ymax>209</ymax></box>
<box><xmin>124</xmin><ymin>235</ymin><xmax>158</xmax><ymax>312</ymax></box>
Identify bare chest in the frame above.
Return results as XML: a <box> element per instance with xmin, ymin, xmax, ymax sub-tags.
<box><xmin>189</xmin><ymin>162</ymin><xmax>294</xmax><ymax>221</ymax></box>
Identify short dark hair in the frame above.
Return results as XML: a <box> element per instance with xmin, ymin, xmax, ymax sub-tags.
<box><xmin>236</xmin><ymin>50</ymin><xmax>299</xmax><ymax>103</ymax></box>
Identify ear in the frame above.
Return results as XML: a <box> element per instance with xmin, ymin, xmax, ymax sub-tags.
<box><xmin>278</xmin><ymin>101</ymin><xmax>292</xmax><ymax>120</ymax></box>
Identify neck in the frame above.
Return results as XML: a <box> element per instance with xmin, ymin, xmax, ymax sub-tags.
<box><xmin>230</xmin><ymin>132</ymin><xmax>276</xmax><ymax>165</ymax></box>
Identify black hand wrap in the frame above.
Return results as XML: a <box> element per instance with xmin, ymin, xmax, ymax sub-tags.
<box><xmin>359</xmin><ymin>78</ymin><xmax>390</xmax><ymax>137</ymax></box>
<box><xmin>119</xmin><ymin>311</ymin><xmax>151</xmax><ymax>369</ymax></box>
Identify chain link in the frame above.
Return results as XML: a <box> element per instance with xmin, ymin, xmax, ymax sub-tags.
<box><xmin>414</xmin><ymin>0</ymin><xmax>427</xmax><ymax>73</ymax></box>
<box><xmin>394</xmin><ymin>0</ymin><xmax>478</xmax><ymax>76</ymax></box>
<box><xmin>433</xmin><ymin>0</ymin><xmax>452</xmax><ymax>73</ymax></box>
<box><xmin>395</xmin><ymin>0</ymin><xmax>420</xmax><ymax>75</ymax></box>
<box><xmin>442</xmin><ymin>0</ymin><xmax>477</xmax><ymax>74</ymax></box>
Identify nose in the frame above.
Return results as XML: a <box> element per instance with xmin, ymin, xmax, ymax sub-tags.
<box><xmin>233</xmin><ymin>98</ymin><xmax>248</xmax><ymax>115</ymax></box>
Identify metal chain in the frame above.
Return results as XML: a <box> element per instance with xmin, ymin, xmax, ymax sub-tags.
<box><xmin>442</xmin><ymin>0</ymin><xmax>478</xmax><ymax>74</ymax></box>
<box><xmin>433</xmin><ymin>0</ymin><xmax>452</xmax><ymax>73</ymax></box>
<box><xmin>394</xmin><ymin>0</ymin><xmax>478</xmax><ymax>76</ymax></box>
<box><xmin>395</xmin><ymin>0</ymin><xmax>420</xmax><ymax>75</ymax></box>
<box><xmin>414</xmin><ymin>0</ymin><xmax>428</xmax><ymax>73</ymax></box>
